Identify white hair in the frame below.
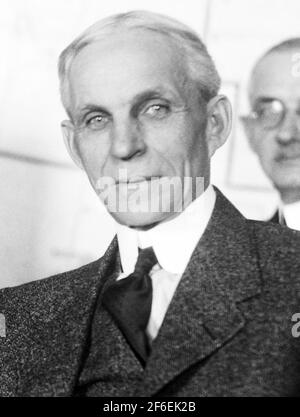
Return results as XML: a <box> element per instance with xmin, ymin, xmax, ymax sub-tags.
<box><xmin>58</xmin><ymin>10</ymin><xmax>221</xmax><ymax>115</ymax></box>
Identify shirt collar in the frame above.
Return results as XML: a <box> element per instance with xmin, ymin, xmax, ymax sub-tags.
<box><xmin>280</xmin><ymin>200</ymin><xmax>300</xmax><ymax>231</ymax></box>
<box><xmin>116</xmin><ymin>185</ymin><xmax>216</xmax><ymax>275</ymax></box>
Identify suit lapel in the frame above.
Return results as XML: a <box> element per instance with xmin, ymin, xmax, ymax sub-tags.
<box><xmin>137</xmin><ymin>189</ymin><xmax>262</xmax><ymax>396</ymax></box>
<box><xmin>0</xmin><ymin>237</ymin><xmax>119</xmax><ymax>397</ymax></box>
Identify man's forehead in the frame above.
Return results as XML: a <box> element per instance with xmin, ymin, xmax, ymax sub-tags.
<box><xmin>70</xmin><ymin>29</ymin><xmax>180</xmax><ymax>76</ymax></box>
<box><xmin>68</xmin><ymin>30</ymin><xmax>189</xmax><ymax>112</ymax></box>
<box><xmin>249</xmin><ymin>51</ymin><xmax>300</xmax><ymax>104</ymax></box>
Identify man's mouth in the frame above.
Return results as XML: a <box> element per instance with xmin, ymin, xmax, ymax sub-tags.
<box><xmin>276</xmin><ymin>153</ymin><xmax>300</xmax><ymax>162</ymax></box>
<box><xmin>116</xmin><ymin>176</ymin><xmax>159</xmax><ymax>184</ymax></box>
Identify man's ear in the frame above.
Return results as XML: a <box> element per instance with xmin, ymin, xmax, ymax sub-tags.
<box><xmin>61</xmin><ymin>120</ymin><xmax>84</xmax><ymax>169</ymax></box>
<box><xmin>205</xmin><ymin>95</ymin><xmax>232</xmax><ymax>157</ymax></box>
<box><xmin>240</xmin><ymin>115</ymin><xmax>257</xmax><ymax>153</ymax></box>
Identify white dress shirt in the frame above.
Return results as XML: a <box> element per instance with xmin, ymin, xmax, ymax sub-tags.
<box><xmin>116</xmin><ymin>184</ymin><xmax>216</xmax><ymax>341</ymax></box>
<box><xmin>280</xmin><ymin>200</ymin><xmax>300</xmax><ymax>231</ymax></box>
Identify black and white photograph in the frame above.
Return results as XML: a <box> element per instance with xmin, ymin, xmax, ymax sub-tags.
<box><xmin>1</xmin><ymin>0</ymin><xmax>300</xmax><ymax>399</ymax></box>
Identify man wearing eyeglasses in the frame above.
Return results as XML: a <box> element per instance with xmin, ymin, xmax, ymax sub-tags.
<box><xmin>242</xmin><ymin>39</ymin><xmax>300</xmax><ymax>230</ymax></box>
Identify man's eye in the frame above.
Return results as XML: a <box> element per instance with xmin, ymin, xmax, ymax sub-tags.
<box><xmin>86</xmin><ymin>115</ymin><xmax>109</xmax><ymax>130</ymax></box>
<box><xmin>144</xmin><ymin>104</ymin><xmax>170</xmax><ymax>119</ymax></box>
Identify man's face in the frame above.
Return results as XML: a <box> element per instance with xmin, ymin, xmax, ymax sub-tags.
<box><xmin>244</xmin><ymin>51</ymin><xmax>300</xmax><ymax>199</ymax></box>
<box><xmin>63</xmin><ymin>30</ymin><xmax>211</xmax><ymax>228</ymax></box>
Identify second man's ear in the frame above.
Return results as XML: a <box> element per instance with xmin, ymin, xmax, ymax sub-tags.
<box><xmin>61</xmin><ymin>120</ymin><xmax>84</xmax><ymax>169</ymax></box>
<box><xmin>205</xmin><ymin>95</ymin><xmax>232</xmax><ymax>157</ymax></box>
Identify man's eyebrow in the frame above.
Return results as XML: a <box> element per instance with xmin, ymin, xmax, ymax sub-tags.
<box><xmin>252</xmin><ymin>96</ymin><xmax>280</xmax><ymax>108</ymax></box>
<box><xmin>131</xmin><ymin>88</ymin><xmax>172</xmax><ymax>103</ymax></box>
<box><xmin>128</xmin><ymin>90</ymin><xmax>175</xmax><ymax>119</ymax></box>
<box><xmin>130</xmin><ymin>88</ymin><xmax>180</xmax><ymax>114</ymax></box>
<box><xmin>75</xmin><ymin>104</ymin><xmax>109</xmax><ymax>121</ymax></box>
<box><xmin>255</xmin><ymin>96</ymin><xmax>278</xmax><ymax>103</ymax></box>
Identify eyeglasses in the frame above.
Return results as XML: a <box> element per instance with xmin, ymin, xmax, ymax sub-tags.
<box><xmin>246</xmin><ymin>98</ymin><xmax>300</xmax><ymax>130</ymax></box>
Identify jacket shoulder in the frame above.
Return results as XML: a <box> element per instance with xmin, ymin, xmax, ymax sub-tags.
<box><xmin>0</xmin><ymin>256</ymin><xmax>103</xmax><ymax>309</ymax></box>
<box><xmin>247</xmin><ymin>219</ymin><xmax>300</xmax><ymax>283</ymax></box>
<box><xmin>248</xmin><ymin>219</ymin><xmax>300</xmax><ymax>251</ymax></box>
<box><xmin>0</xmin><ymin>237</ymin><xmax>119</xmax><ymax>313</ymax></box>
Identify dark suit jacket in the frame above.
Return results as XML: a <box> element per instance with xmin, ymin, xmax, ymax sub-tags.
<box><xmin>1</xmin><ymin>189</ymin><xmax>300</xmax><ymax>397</ymax></box>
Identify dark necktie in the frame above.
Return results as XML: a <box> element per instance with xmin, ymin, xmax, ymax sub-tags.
<box><xmin>102</xmin><ymin>247</ymin><xmax>157</xmax><ymax>365</ymax></box>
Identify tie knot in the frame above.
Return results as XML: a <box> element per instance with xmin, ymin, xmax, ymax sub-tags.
<box><xmin>134</xmin><ymin>247</ymin><xmax>157</xmax><ymax>276</ymax></box>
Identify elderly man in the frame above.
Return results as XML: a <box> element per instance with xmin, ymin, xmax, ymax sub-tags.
<box><xmin>1</xmin><ymin>11</ymin><xmax>300</xmax><ymax>397</ymax></box>
<box><xmin>242</xmin><ymin>39</ymin><xmax>300</xmax><ymax>229</ymax></box>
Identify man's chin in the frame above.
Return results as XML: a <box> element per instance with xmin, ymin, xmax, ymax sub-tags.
<box><xmin>272</xmin><ymin>166</ymin><xmax>300</xmax><ymax>190</ymax></box>
<box><xmin>109</xmin><ymin>211</ymin><xmax>173</xmax><ymax>229</ymax></box>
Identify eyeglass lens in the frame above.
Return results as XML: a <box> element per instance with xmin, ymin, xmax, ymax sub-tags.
<box><xmin>252</xmin><ymin>99</ymin><xmax>285</xmax><ymax>129</ymax></box>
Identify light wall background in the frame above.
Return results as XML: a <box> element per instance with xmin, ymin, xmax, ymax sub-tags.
<box><xmin>1</xmin><ymin>0</ymin><xmax>300</xmax><ymax>287</ymax></box>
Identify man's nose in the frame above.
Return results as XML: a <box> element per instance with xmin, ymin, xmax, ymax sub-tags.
<box><xmin>276</xmin><ymin>111</ymin><xmax>300</xmax><ymax>144</ymax></box>
<box><xmin>110</xmin><ymin>120</ymin><xmax>146</xmax><ymax>160</ymax></box>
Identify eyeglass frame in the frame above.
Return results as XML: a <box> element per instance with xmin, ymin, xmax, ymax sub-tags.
<box><xmin>242</xmin><ymin>97</ymin><xmax>300</xmax><ymax>131</ymax></box>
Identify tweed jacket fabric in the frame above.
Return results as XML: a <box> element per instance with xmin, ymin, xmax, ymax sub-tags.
<box><xmin>1</xmin><ymin>188</ymin><xmax>300</xmax><ymax>397</ymax></box>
